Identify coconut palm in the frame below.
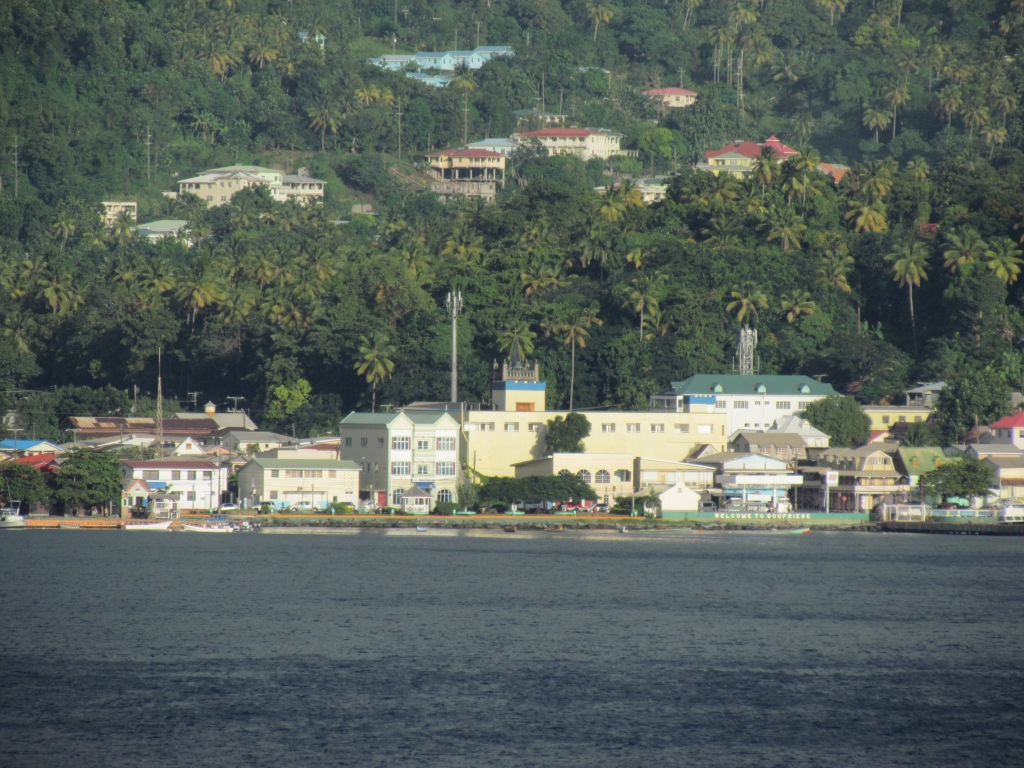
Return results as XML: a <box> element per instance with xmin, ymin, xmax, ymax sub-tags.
<box><xmin>52</xmin><ymin>212</ymin><xmax>76</xmax><ymax>252</ymax></box>
<box><xmin>885</xmin><ymin>241</ymin><xmax>930</xmax><ymax>354</ymax></box>
<box><xmin>942</xmin><ymin>226</ymin><xmax>987</xmax><ymax>273</ymax></box>
<box><xmin>761</xmin><ymin>206</ymin><xmax>807</xmax><ymax>251</ymax></box>
<box><xmin>354</xmin><ymin>333</ymin><xmax>396</xmax><ymax>413</ymax></box>
<box><xmin>981</xmin><ymin>124</ymin><xmax>1008</xmax><ymax>157</ymax></box>
<box><xmin>587</xmin><ymin>1</ymin><xmax>615</xmax><ymax>41</ymax></box>
<box><xmin>561</xmin><ymin>307</ymin><xmax>602</xmax><ymax>410</ymax></box>
<box><xmin>308</xmin><ymin>100</ymin><xmax>341</xmax><ymax>152</ymax></box>
<box><xmin>36</xmin><ymin>269</ymin><xmax>83</xmax><ymax>315</ymax></box>
<box><xmin>905</xmin><ymin>157</ymin><xmax>930</xmax><ymax>180</ymax></box>
<box><xmin>845</xmin><ymin>198</ymin><xmax>888</xmax><ymax>233</ymax></box>
<box><xmin>113</xmin><ymin>210</ymin><xmax>136</xmax><ymax>245</ymax></box>
<box><xmin>862</xmin><ymin>105</ymin><xmax>891</xmax><ymax>144</ymax></box>
<box><xmin>780</xmin><ymin>291</ymin><xmax>817</xmax><ymax>323</ymax></box>
<box><xmin>818</xmin><ymin>250</ymin><xmax>854</xmax><ymax>292</ymax></box>
<box><xmin>961</xmin><ymin>101</ymin><xmax>989</xmax><ymax>139</ymax></box>
<box><xmin>441</xmin><ymin>224</ymin><xmax>484</xmax><ymax>263</ymax></box>
<box><xmin>985</xmin><ymin>238</ymin><xmax>1024</xmax><ymax>285</ymax></box>
<box><xmin>175</xmin><ymin>260</ymin><xmax>226</xmax><ymax>327</ymax></box>
<box><xmin>750</xmin><ymin>145</ymin><xmax>778</xmax><ymax>203</ymax></box>
<box><xmin>248</xmin><ymin>39</ymin><xmax>279</xmax><ymax>69</ymax></box>
<box><xmin>993</xmin><ymin>91</ymin><xmax>1019</xmax><ymax>127</ymax></box>
<box><xmin>497</xmin><ymin>324</ymin><xmax>537</xmax><ymax>362</ymax></box>
<box><xmin>937</xmin><ymin>85</ymin><xmax>963</xmax><ymax>127</ymax></box>
<box><xmin>883</xmin><ymin>80</ymin><xmax>910</xmax><ymax>139</ymax></box>
<box><xmin>726</xmin><ymin>282</ymin><xmax>768</xmax><ymax>324</ymax></box>
<box><xmin>623</xmin><ymin>271</ymin><xmax>667</xmax><ymax>341</ymax></box>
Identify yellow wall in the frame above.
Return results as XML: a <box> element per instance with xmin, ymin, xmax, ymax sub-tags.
<box><xmin>861</xmin><ymin>406</ymin><xmax>932</xmax><ymax>430</ymax></box>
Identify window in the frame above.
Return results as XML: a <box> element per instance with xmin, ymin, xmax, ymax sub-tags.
<box><xmin>393</xmin><ymin>437</ymin><xmax>410</xmax><ymax>450</ymax></box>
<box><xmin>614</xmin><ymin>469</ymin><xmax>631</xmax><ymax>482</ymax></box>
<box><xmin>392</xmin><ymin>489</ymin><xmax>404</xmax><ymax>505</ymax></box>
<box><xmin>171</xmin><ymin>471</ymin><xmax>181</xmax><ymax>480</ymax></box>
<box><xmin>328</xmin><ymin>470</ymin><xmax>337</xmax><ymax>478</ymax></box>
<box><xmin>735</xmin><ymin>401</ymin><xmax>748</xmax><ymax>409</ymax></box>
<box><xmin>651</xmin><ymin>424</ymin><xmax>664</xmax><ymax>433</ymax></box>
<box><xmin>373</xmin><ymin>463</ymin><xmax>379</xmax><ymax>472</ymax></box>
<box><xmin>436</xmin><ymin>437</ymin><xmax>455</xmax><ymax>451</ymax></box>
<box><xmin>306</xmin><ymin>470</ymin><xmax>323</xmax><ymax>478</ymax></box>
<box><xmin>377</xmin><ymin>438</ymin><xmax>385</xmax><ymax>447</ymax></box>
<box><xmin>626</xmin><ymin>423</ymin><xmax>640</xmax><ymax>433</ymax></box>
<box><xmin>504</xmin><ymin>422</ymin><xmax>520</xmax><ymax>432</ymax></box>
<box><xmin>344</xmin><ymin>437</ymin><xmax>352</xmax><ymax>447</ymax></box>
<box><xmin>528</xmin><ymin>423</ymin><xmax>543</xmax><ymax>432</ymax></box>
<box><xmin>716</xmin><ymin>400</ymin><xmax>727</xmax><ymax>409</ymax></box>
<box><xmin>285</xmin><ymin>470</ymin><xmax>300</xmax><ymax>478</ymax></box>
<box><xmin>360</xmin><ymin>437</ymin><xmax>368</xmax><ymax>447</ymax></box>
<box><xmin>143</xmin><ymin>470</ymin><xmax>160</xmax><ymax>480</ymax></box>
<box><xmin>577</xmin><ymin>470</ymin><xmax>592</xmax><ymax>483</ymax></box>
<box><xmin>776</xmin><ymin>401</ymin><xmax>791</xmax><ymax>409</ymax></box>
<box><xmin>436</xmin><ymin>461</ymin><xmax>456</xmax><ymax>477</ymax></box>
<box><xmin>417</xmin><ymin>464</ymin><xmax>431</xmax><ymax>476</ymax></box>
<box><xmin>674</xmin><ymin>424</ymin><xmax>690</xmax><ymax>433</ymax></box>
<box><xmin>271</xmin><ymin>470</ymin><xmax>279</xmax><ymax>478</ymax></box>
<box><xmin>798</xmin><ymin>401</ymin><xmax>811</xmax><ymax>409</ymax></box>
<box><xmin>417</xmin><ymin>439</ymin><xmax>431</xmax><ymax>450</ymax></box>
<box><xmin>698</xmin><ymin>424</ymin><xmax>713</xmax><ymax>434</ymax></box>
<box><xmin>467</xmin><ymin>422</ymin><xmax>495</xmax><ymax>432</ymax></box>
<box><xmin>595</xmin><ymin>470</ymin><xmax>611</xmax><ymax>484</ymax></box>
<box><xmin>760</xmin><ymin>447</ymin><xmax>771</xmax><ymax>455</ymax></box>
<box><xmin>898</xmin><ymin>416</ymin><xmax>907</xmax><ymax>422</ymax></box>
<box><xmin>914</xmin><ymin>416</ymin><xmax>922</xmax><ymax>422</ymax></box>
<box><xmin>203</xmin><ymin>471</ymin><xmax>213</xmax><ymax>480</ymax></box>
<box><xmin>882</xmin><ymin>416</ymin><xmax>890</xmax><ymax>424</ymax></box>
<box><xmin>391</xmin><ymin>462</ymin><xmax>410</xmax><ymax>476</ymax></box>
<box><xmin>187</xmin><ymin>471</ymin><xmax>197</xmax><ymax>480</ymax></box>
<box><xmin>601</xmin><ymin>424</ymin><xmax>616</xmax><ymax>433</ymax></box>
<box><xmin>438</xmin><ymin>489</ymin><xmax>453</xmax><ymax>503</ymax></box>
<box><xmin>269</xmin><ymin>491</ymin><xmax>278</xmax><ymax>500</ymax></box>
<box><xmin>187</xmin><ymin>492</ymin><xmax>196</xmax><ymax>501</ymax></box>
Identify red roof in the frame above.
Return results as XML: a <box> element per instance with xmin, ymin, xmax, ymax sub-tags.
<box><xmin>123</xmin><ymin>460</ymin><xmax>220</xmax><ymax>470</ymax></box>
<box><xmin>643</xmin><ymin>87</ymin><xmax>697</xmax><ymax>96</ymax></box>
<box><xmin>990</xmin><ymin>412</ymin><xmax>1024</xmax><ymax>429</ymax></box>
<box><xmin>519</xmin><ymin>128</ymin><xmax>591</xmax><ymax>138</ymax></box>
<box><xmin>705</xmin><ymin>136</ymin><xmax>798</xmax><ymax>161</ymax></box>
<box><xmin>427</xmin><ymin>148</ymin><xmax>502</xmax><ymax>158</ymax></box>
<box><xmin>16</xmin><ymin>452</ymin><xmax>58</xmax><ymax>471</ymax></box>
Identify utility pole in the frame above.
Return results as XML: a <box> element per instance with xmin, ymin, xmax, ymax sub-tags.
<box><xmin>454</xmin><ymin>28</ymin><xmax>458</xmax><ymax>50</ymax></box>
<box><xmin>11</xmin><ymin>134</ymin><xmax>18</xmax><ymax>199</ymax></box>
<box><xmin>396</xmin><ymin>98</ymin><xmax>403</xmax><ymax>159</ymax></box>
<box><xmin>394</xmin><ymin>0</ymin><xmax>398</xmax><ymax>24</ymax></box>
<box><xmin>227</xmin><ymin>396</ymin><xmax>245</xmax><ymax>412</ymax></box>
<box><xmin>525</xmin><ymin>32</ymin><xmax>530</xmax><ymax>48</ymax></box>
<box><xmin>156</xmin><ymin>348</ymin><xmax>164</xmax><ymax>459</ymax></box>
<box><xmin>559</xmin><ymin>89</ymin><xmax>564</xmax><ymax>114</ymax></box>
<box><xmin>9</xmin><ymin>427</ymin><xmax>22</xmax><ymax>455</ymax></box>
<box><xmin>446</xmin><ymin>290</ymin><xmax>463</xmax><ymax>403</ymax></box>
<box><xmin>475</xmin><ymin>21</ymin><xmax>482</xmax><ymax>47</ymax></box>
<box><xmin>187</xmin><ymin>391</ymin><xmax>200</xmax><ymax>410</ymax></box>
<box><xmin>145</xmin><ymin>126</ymin><xmax>152</xmax><ymax>180</ymax></box>
<box><xmin>392</xmin><ymin>34</ymin><xmax>397</xmax><ymax>53</ymax></box>
<box><xmin>463</xmin><ymin>92</ymin><xmax>469</xmax><ymax>144</ymax></box>
<box><xmin>541</xmin><ymin>72</ymin><xmax>545</xmax><ymax>112</ymax></box>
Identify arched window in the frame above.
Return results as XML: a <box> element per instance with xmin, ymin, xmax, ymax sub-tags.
<box><xmin>558</xmin><ymin>469</ymin><xmax>574</xmax><ymax>478</ymax></box>
<box><xmin>595</xmin><ymin>470</ymin><xmax>611</xmax><ymax>484</ymax></box>
<box><xmin>577</xmin><ymin>469</ymin><xmax>592</xmax><ymax>483</ymax></box>
<box><xmin>614</xmin><ymin>469</ymin><xmax>631</xmax><ymax>483</ymax></box>
<box><xmin>437</xmin><ymin>489</ymin><xmax>453</xmax><ymax>503</ymax></box>
<box><xmin>392</xmin><ymin>489</ymin><xmax>404</xmax><ymax>505</ymax></box>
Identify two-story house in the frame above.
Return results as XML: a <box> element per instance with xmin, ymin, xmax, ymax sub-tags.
<box><xmin>339</xmin><ymin>412</ymin><xmax>462</xmax><ymax>509</ymax></box>
<box><xmin>511</xmin><ymin>128</ymin><xmax>627</xmax><ymax>161</ymax></box>
<box><xmin>797</xmin><ymin>447</ymin><xmax>909</xmax><ymax>512</ymax></box>
<box><xmin>236</xmin><ymin>450</ymin><xmax>360</xmax><ymax>509</ymax></box>
<box><xmin>426</xmin><ymin>148</ymin><xmax>506</xmax><ymax>202</ymax></box>
<box><xmin>728</xmin><ymin>430</ymin><xmax>808</xmax><ymax>466</ymax></box>
<box><xmin>642</xmin><ymin>87</ymin><xmax>697</xmax><ymax>109</ymax></box>
<box><xmin>120</xmin><ymin>459</ymin><xmax>229</xmax><ymax>513</ymax></box>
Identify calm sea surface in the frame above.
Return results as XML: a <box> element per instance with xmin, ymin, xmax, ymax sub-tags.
<box><xmin>1</xmin><ymin>530</ymin><xmax>1023</xmax><ymax>767</ymax></box>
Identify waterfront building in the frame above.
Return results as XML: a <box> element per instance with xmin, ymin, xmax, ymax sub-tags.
<box><xmin>689</xmin><ymin>452</ymin><xmax>802</xmax><ymax>511</ymax></box>
<box><xmin>338</xmin><ymin>411</ymin><xmax>461</xmax><ymax>509</ymax></box>
<box><xmin>796</xmin><ymin>447</ymin><xmax>910</xmax><ymax>512</ymax></box>
<box><xmin>237</xmin><ymin>451</ymin><xmax>359</xmax><ymax>509</ymax></box>
<box><xmin>625</xmin><ymin>480</ymin><xmax>703</xmax><ymax>516</ymax></box>
<box><xmin>728</xmin><ymin>430</ymin><xmax>809</xmax><ymax>466</ymax></box>
<box><xmin>633</xmin><ymin>457</ymin><xmax>714</xmax><ymax>489</ymax></box>
<box><xmin>861</xmin><ymin>405</ymin><xmax>933</xmax><ymax>431</ymax></box>
<box><xmin>221</xmin><ymin>431</ymin><xmax>297</xmax><ymax>455</ymax></box>
<box><xmin>650</xmin><ymin>374</ymin><xmax>837</xmax><ymax>436</ymax></box>
<box><xmin>119</xmin><ymin>459</ymin><xmax>229</xmax><ymax>513</ymax></box>
<box><xmin>512</xmin><ymin>452</ymin><xmax>635</xmax><ymax>504</ymax></box>
<box><xmin>894</xmin><ymin>447</ymin><xmax>946</xmax><ymax>500</ymax></box>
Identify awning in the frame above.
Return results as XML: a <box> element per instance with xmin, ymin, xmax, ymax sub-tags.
<box><xmin>1001</xmin><ymin>478</ymin><xmax>1024</xmax><ymax>486</ymax></box>
<box><xmin>414</xmin><ymin>482</ymin><xmax>436</xmax><ymax>491</ymax></box>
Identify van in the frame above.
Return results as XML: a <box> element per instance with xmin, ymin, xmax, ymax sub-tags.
<box><xmin>999</xmin><ymin>507</ymin><xmax>1024</xmax><ymax>523</ymax></box>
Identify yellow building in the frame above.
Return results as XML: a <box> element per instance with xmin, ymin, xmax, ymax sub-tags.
<box><xmin>861</xmin><ymin>405</ymin><xmax>932</xmax><ymax>430</ymax></box>
<box><xmin>426</xmin><ymin>148</ymin><xmax>506</xmax><ymax>202</ymax></box>
<box><xmin>512</xmin><ymin>453</ymin><xmax>635</xmax><ymax>503</ymax></box>
<box><xmin>642</xmin><ymin>87</ymin><xmax>697</xmax><ymax>109</ymax></box>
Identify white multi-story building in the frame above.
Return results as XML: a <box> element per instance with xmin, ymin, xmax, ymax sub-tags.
<box><xmin>511</xmin><ymin>128</ymin><xmax>628</xmax><ymax>161</ymax></box>
<box><xmin>237</xmin><ymin>450</ymin><xmax>360</xmax><ymax>510</ymax></box>
<box><xmin>339</xmin><ymin>412</ymin><xmax>461</xmax><ymax>509</ymax></box>
<box><xmin>120</xmin><ymin>459</ymin><xmax>229</xmax><ymax>512</ymax></box>
<box><xmin>650</xmin><ymin>375</ymin><xmax>838</xmax><ymax>437</ymax></box>
<box><xmin>176</xmin><ymin>165</ymin><xmax>325</xmax><ymax>207</ymax></box>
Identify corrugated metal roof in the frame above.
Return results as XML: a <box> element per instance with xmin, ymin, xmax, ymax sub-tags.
<box><xmin>660</xmin><ymin>375</ymin><xmax>837</xmax><ymax>397</ymax></box>
<box><xmin>245</xmin><ymin>459</ymin><xmax>360</xmax><ymax>470</ymax></box>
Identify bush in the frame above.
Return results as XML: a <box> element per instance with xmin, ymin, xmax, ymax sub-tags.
<box><xmin>434</xmin><ymin>501</ymin><xmax>457</xmax><ymax>516</ymax></box>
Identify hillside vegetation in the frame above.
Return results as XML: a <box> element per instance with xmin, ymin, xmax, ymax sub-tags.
<box><xmin>2</xmin><ymin>0</ymin><xmax>1024</xmax><ymax>437</ymax></box>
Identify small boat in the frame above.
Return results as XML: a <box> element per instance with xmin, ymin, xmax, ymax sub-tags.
<box><xmin>0</xmin><ymin>506</ymin><xmax>27</xmax><ymax>529</ymax></box>
<box><xmin>182</xmin><ymin>523</ymin><xmax>233</xmax><ymax>533</ymax></box>
<box><xmin>620</xmin><ymin>526</ymin><xmax>628</xmax><ymax>533</ymax></box>
<box><xmin>125</xmin><ymin>520</ymin><xmax>173</xmax><ymax>531</ymax></box>
<box><xmin>504</xmin><ymin>525</ymin><xmax>517</xmax><ymax>533</ymax></box>
<box><xmin>58</xmin><ymin>522</ymin><xmax>81</xmax><ymax>530</ymax></box>
<box><xmin>415</xmin><ymin>526</ymin><xmax>428</xmax><ymax>532</ymax></box>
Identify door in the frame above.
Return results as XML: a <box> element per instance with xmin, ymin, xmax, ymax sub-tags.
<box><xmin>376</xmin><ymin>491</ymin><xmax>387</xmax><ymax>508</ymax></box>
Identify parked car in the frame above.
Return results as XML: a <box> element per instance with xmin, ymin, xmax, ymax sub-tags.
<box><xmin>218</xmin><ymin>503</ymin><xmax>239</xmax><ymax>512</ymax></box>
<box><xmin>593</xmin><ymin>503</ymin><xmax>610</xmax><ymax>514</ymax></box>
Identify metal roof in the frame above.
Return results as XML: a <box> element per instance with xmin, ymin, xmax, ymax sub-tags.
<box><xmin>659</xmin><ymin>375</ymin><xmax>837</xmax><ymax>397</ymax></box>
<box><xmin>245</xmin><ymin>459</ymin><xmax>360</xmax><ymax>470</ymax></box>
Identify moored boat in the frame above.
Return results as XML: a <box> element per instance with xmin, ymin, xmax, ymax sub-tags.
<box><xmin>182</xmin><ymin>523</ymin><xmax>233</xmax><ymax>533</ymax></box>
<box><xmin>0</xmin><ymin>507</ymin><xmax>27</xmax><ymax>529</ymax></box>
<box><xmin>125</xmin><ymin>519</ymin><xmax>174</xmax><ymax>531</ymax></box>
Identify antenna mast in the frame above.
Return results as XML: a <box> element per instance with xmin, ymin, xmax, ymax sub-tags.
<box><xmin>446</xmin><ymin>290</ymin><xmax>463</xmax><ymax>402</ymax></box>
<box><xmin>156</xmin><ymin>348</ymin><xmax>164</xmax><ymax>458</ymax></box>
<box><xmin>737</xmin><ymin>326</ymin><xmax>757</xmax><ymax>376</ymax></box>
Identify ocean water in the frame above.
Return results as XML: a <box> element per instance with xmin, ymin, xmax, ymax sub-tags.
<box><xmin>1</xmin><ymin>530</ymin><xmax>1023</xmax><ymax>767</ymax></box>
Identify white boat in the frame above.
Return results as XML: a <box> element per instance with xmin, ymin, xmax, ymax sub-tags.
<box><xmin>125</xmin><ymin>520</ymin><xmax>174</xmax><ymax>531</ymax></box>
<box><xmin>182</xmin><ymin>523</ymin><xmax>233</xmax><ymax>533</ymax></box>
<box><xmin>0</xmin><ymin>507</ymin><xmax>27</xmax><ymax>529</ymax></box>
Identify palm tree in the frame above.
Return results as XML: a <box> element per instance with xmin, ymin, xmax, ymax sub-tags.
<box><xmin>682</xmin><ymin>0</ymin><xmax>703</xmax><ymax>29</ymax></box>
<box><xmin>497</xmin><ymin>324</ymin><xmax>537</xmax><ymax>362</ymax></box>
<box><xmin>750</xmin><ymin>145</ymin><xmax>778</xmax><ymax>203</ymax></box>
<box><xmin>885</xmin><ymin>241</ymin><xmax>930</xmax><ymax>354</ymax></box>
<box><xmin>761</xmin><ymin>206</ymin><xmax>807</xmax><ymax>251</ymax></box>
<box><xmin>937</xmin><ymin>85</ymin><xmax>963</xmax><ymax>128</ymax></box>
<box><xmin>981</xmin><ymin>124</ymin><xmax>1008</xmax><ymax>157</ymax></box>
<box><xmin>845</xmin><ymin>197</ymin><xmax>888</xmax><ymax>233</ymax></box>
<box><xmin>961</xmin><ymin>101</ymin><xmax>990</xmax><ymax>139</ymax></box>
<box><xmin>623</xmin><ymin>272</ymin><xmax>667</xmax><ymax>341</ymax></box>
<box><xmin>561</xmin><ymin>307</ymin><xmax>602</xmax><ymax>410</ymax></box>
<box><xmin>905</xmin><ymin>157</ymin><xmax>930</xmax><ymax>180</ymax></box>
<box><xmin>354</xmin><ymin>333</ymin><xmax>396</xmax><ymax>412</ymax></box>
<box><xmin>308</xmin><ymin>101</ymin><xmax>341</xmax><ymax>152</ymax></box>
<box><xmin>52</xmin><ymin>212</ymin><xmax>76</xmax><ymax>252</ymax></box>
<box><xmin>883</xmin><ymin>80</ymin><xmax>910</xmax><ymax>139</ymax></box>
<box><xmin>36</xmin><ymin>269</ymin><xmax>83</xmax><ymax>315</ymax></box>
<box><xmin>985</xmin><ymin>238</ymin><xmax>1024</xmax><ymax>285</ymax></box>
<box><xmin>795</xmin><ymin>148</ymin><xmax>822</xmax><ymax>212</ymax></box>
<box><xmin>862</xmin><ymin>105</ymin><xmax>891</xmax><ymax>144</ymax></box>
<box><xmin>818</xmin><ymin>249</ymin><xmax>854</xmax><ymax>292</ymax></box>
<box><xmin>780</xmin><ymin>291</ymin><xmax>817</xmax><ymax>322</ymax></box>
<box><xmin>941</xmin><ymin>227</ymin><xmax>986</xmax><ymax>273</ymax></box>
<box><xmin>175</xmin><ymin>261</ymin><xmax>226</xmax><ymax>327</ymax></box>
<box><xmin>451</xmin><ymin>63</ymin><xmax>476</xmax><ymax>92</ymax></box>
<box><xmin>587</xmin><ymin>1</ymin><xmax>615</xmax><ymax>41</ymax></box>
<box><xmin>993</xmin><ymin>91</ymin><xmax>1018</xmax><ymax>127</ymax></box>
<box><xmin>726</xmin><ymin>282</ymin><xmax>768</xmax><ymax>324</ymax></box>
<box><xmin>248</xmin><ymin>39</ymin><xmax>279</xmax><ymax>69</ymax></box>
<box><xmin>442</xmin><ymin>224</ymin><xmax>484</xmax><ymax>263</ymax></box>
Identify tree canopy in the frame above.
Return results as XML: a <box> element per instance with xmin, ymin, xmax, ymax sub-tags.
<box><xmin>545</xmin><ymin>413</ymin><xmax>592</xmax><ymax>453</ymax></box>
<box><xmin>804</xmin><ymin>396</ymin><xmax>871</xmax><ymax>448</ymax></box>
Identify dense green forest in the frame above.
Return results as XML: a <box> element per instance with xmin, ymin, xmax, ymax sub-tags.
<box><xmin>3</xmin><ymin>0</ymin><xmax>1024</xmax><ymax>438</ymax></box>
